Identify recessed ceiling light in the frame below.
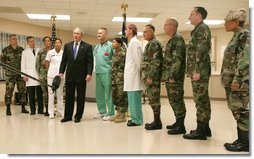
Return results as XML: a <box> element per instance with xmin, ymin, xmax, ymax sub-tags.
<box><xmin>26</xmin><ymin>13</ymin><xmax>70</xmax><ymax>20</ymax></box>
<box><xmin>113</xmin><ymin>17</ymin><xmax>152</xmax><ymax>23</ymax></box>
<box><xmin>186</xmin><ymin>20</ymin><xmax>224</xmax><ymax>25</ymax></box>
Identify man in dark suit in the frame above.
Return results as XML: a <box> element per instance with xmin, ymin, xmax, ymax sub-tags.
<box><xmin>59</xmin><ymin>27</ymin><xmax>93</xmax><ymax>123</ymax></box>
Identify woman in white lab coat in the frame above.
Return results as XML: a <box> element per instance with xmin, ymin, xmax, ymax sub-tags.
<box><xmin>124</xmin><ymin>24</ymin><xmax>144</xmax><ymax>126</ymax></box>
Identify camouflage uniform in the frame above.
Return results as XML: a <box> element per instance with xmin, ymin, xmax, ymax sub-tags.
<box><xmin>111</xmin><ymin>46</ymin><xmax>128</xmax><ymax>113</ymax></box>
<box><xmin>221</xmin><ymin>29</ymin><xmax>249</xmax><ymax>131</ymax></box>
<box><xmin>186</xmin><ymin>21</ymin><xmax>211</xmax><ymax>123</ymax></box>
<box><xmin>141</xmin><ymin>38</ymin><xmax>163</xmax><ymax>116</ymax></box>
<box><xmin>161</xmin><ymin>33</ymin><xmax>186</xmax><ymax>120</ymax></box>
<box><xmin>36</xmin><ymin>48</ymin><xmax>48</xmax><ymax>113</ymax></box>
<box><xmin>1</xmin><ymin>45</ymin><xmax>27</xmax><ymax>105</ymax></box>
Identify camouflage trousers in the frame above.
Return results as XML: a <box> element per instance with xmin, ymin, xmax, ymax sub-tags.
<box><xmin>5</xmin><ymin>75</ymin><xmax>27</xmax><ymax>105</ymax></box>
<box><xmin>112</xmin><ymin>83</ymin><xmax>128</xmax><ymax>113</ymax></box>
<box><xmin>191</xmin><ymin>76</ymin><xmax>211</xmax><ymax>123</ymax></box>
<box><xmin>146</xmin><ymin>82</ymin><xmax>161</xmax><ymax>115</ymax></box>
<box><xmin>165</xmin><ymin>82</ymin><xmax>186</xmax><ymax>119</ymax></box>
<box><xmin>40</xmin><ymin>77</ymin><xmax>48</xmax><ymax>107</ymax></box>
<box><xmin>224</xmin><ymin>83</ymin><xmax>249</xmax><ymax>131</ymax></box>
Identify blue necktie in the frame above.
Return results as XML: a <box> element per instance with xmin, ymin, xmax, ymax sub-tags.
<box><xmin>73</xmin><ymin>42</ymin><xmax>78</xmax><ymax>59</ymax></box>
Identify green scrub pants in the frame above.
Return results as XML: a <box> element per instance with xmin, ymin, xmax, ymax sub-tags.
<box><xmin>96</xmin><ymin>73</ymin><xmax>114</xmax><ymax>116</ymax></box>
<box><xmin>127</xmin><ymin>91</ymin><xmax>143</xmax><ymax>125</ymax></box>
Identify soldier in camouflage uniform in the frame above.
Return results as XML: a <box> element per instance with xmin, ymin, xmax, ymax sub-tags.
<box><xmin>161</xmin><ymin>18</ymin><xmax>186</xmax><ymax>135</ymax></box>
<box><xmin>221</xmin><ymin>9</ymin><xmax>249</xmax><ymax>152</ymax></box>
<box><xmin>1</xmin><ymin>34</ymin><xmax>29</xmax><ymax>115</ymax></box>
<box><xmin>141</xmin><ymin>24</ymin><xmax>163</xmax><ymax>130</ymax></box>
<box><xmin>183</xmin><ymin>7</ymin><xmax>212</xmax><ymax>140</ymax></box>
<box><xmin>36</xmin><ymin>36</ymin><xmax>52</xmax><ymax>116</ymax></box>
<box><xmin>110</xmin><ymin>38</ymin><xmax>128</xmax><ymax>123</ymax></box>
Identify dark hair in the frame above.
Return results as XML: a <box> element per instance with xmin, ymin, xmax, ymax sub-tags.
<box><xmin>113</xmin><ymin>37</ymin><xmax>123</xmax><ymax>46</ymax></box>
<box><xmin>43</xmin><ymin>36</ymin><xmax>52</xmax><ymax>42</ymax></box>
<box><xmin>145</xmin><ymin>24</ymin><xmax>155</xmax><ymax>32</ymax></box>
<box><xmin>55</xmin><ymin>38</ymin><xmax>62</xmax><ymax>44</ymax></box>
<box><xmin>195</xmin><ymin>6</ymin><xmax>208</xmax><ymax>19</ymax></box>
<box><xmin>9</xmin><ymin>34</ymin><xmax>17</xmax><ymax>38</ymax></box>
<box><xmin>26</xmin><ymin>36</ymin><xmax>34</xmax><ymax>42</ymax></box>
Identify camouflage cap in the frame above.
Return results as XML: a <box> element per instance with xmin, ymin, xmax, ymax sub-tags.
<box><xmin>224</xmin><ymin>8</ymin><xmax>247</xmax><ymax>22</ymax></box>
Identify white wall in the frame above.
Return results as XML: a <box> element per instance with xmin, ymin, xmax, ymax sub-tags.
<box><xmin>0</xmin><ymin>17</ymin><xmax>98</xmax><ymax>45</ymax></box>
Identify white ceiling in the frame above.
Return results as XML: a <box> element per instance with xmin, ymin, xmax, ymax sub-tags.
<box><xmin>0</xmin><ymin>0</ymin><xmax>249</xmax><ymax>38</ymax></box>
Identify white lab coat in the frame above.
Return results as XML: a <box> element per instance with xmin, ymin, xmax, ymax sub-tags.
<box><xmin>21</xmin><ymin>47</ymin><xmax>40</xmax><ymax>87</ymax></box>
<box><xmin>124</xmin><ymin>36</ymin><xmax>144</xmax><ymax>91</ymax></box>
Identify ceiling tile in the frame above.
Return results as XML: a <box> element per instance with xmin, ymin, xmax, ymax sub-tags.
<box><xmin>0</xmin><ymin>0</ymin><xmax>249</xmax><ymax>38</ymax></box>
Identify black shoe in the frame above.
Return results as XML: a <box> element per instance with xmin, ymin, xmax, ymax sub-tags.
<box><xmin>206</xmin><ymin>127</ymin><xmax>212</xmax><ymax>137</ymax></box>
<box><xmin>38</xmin><ymin>111</ymin><xmax>44</xmax><ymax>114</ymax></box>
<box><xmin>6</xmin><ymin>105</ymin><xmax>12</xmax><ymax>116</ymax></box>
<box><xmin>21</xmin><ymin>107</ymin><xmax>29</xmax><ymax>114</ymax></box>
<box><xmin>168</xmin><ymin>126</ymin><xmax>186</xmax><ymax>135</ymax></box>
<box><xmin>190</xmin><ymin>129</ymin><xmax>212</xmax><ymax>137</ymax></box>
<box><xmin>224</xmin><ymin>141</ymin><xmax>249</xmax><ymax>152</ymax></box>
<box><xmin>6</xmin><ymin>111</ymin><xmax>11</xmax><ymax>116</ymax></box>
<box><xmin>145</xmin><ymin>122</ymin><xmax>162</xmax><ymax>130</ymax></box>
<box><xmin>44</xmin><ymin>112</ymin><xmax>49</xmax><ymax>116</ymax></box>
<box><xmin>128</xmin><ymin>120</ymin><xmax>132</xmax><ymax>123</ymax></box>
<box><xmin>30</xmin><ymin>111</ymin><xmax>36</xmax><ymax>115</ymax></box>
<box><xmin>183</xmin><ymin>130</ymin><xmax>207</xmax><ymax>140</ymax></box>
<box><xmin>6</xmin><ymin>109</ymin><xmax>12</xmax><ymax>116</ymax></box>
<box><xmin>127</xmin><ymin>122</ymin><xmax>140</xmax><ymax>127</ymax></box>
<box><xmin>61</xmin><ymin>118</ymin><xmax>72</xmax><ymax>123</ymax></box>
<box><xmin>74</xmin><ymin>118</ymin><xmax>81</xmax><ymax>123</ymax></box>
<box><xmin>224</xmin><ymin>140</ymin><xmax>239</xmax><ymax>147</ymax></box>
<box><xmin>166</xmin><ymin>122</ymin><xmax>176</xmax><ymax>129</ymax></box>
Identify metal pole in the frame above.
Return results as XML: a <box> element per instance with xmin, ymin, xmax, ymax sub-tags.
<box><xmin>0</xmin><ymin>61</ymin><xmax>53</xmax><ymax>88</ymax></box>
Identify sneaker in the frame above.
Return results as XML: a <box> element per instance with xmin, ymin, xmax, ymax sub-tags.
<box><xmin>93</xmin><ymin>113</ymin><xmax>104</xmax><ymax>119</ymax></box>
<box><xmin>102</xmin><ymin>115</ymin><xmax>113</xmax><ymax>121</ymax></box>
<box><xmin>49</xmin><ymin>115</ymin><xmax>54</xmax><ymax>119</ymax></box>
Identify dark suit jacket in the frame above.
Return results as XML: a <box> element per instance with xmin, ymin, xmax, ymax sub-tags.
<box><xmin>59</xmin><ymin>41</ymin><xmax>93</xmax><ymax>83</ymax></box>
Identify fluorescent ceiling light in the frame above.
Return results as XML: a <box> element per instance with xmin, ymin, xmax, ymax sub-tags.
<box><xmin>26</xmin><ymin>14</ymin><xmax>70</xmax><ymax>20</ymax></box>
<box><xmin>186</xmin><ymin>20</ymin><xmax>224</xmax><ymax>25</ymax></box>
<box><xmin>113</xmin><ymin>17</ymin><xmax>152</xmax><ymax>23</ymax></box>
<box><xmin>118</xmin><ymin>31</ymin><xmax>143</xmax><ymax>36</ymax></box>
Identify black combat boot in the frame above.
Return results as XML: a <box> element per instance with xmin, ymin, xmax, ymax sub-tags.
<box><xmin>44</xmin><ymin>104</ymin><xmax>49</xmax><ymax>116</ymax></box>
<box><xmin>190</xmin><ymin>122</ymin><xmax>212</xmax><ymax>137</ymax></box>
<box><xmin>145</xmin><ymin>113</ymin><xmax>162</xmax><ymax>130</ymax></box>
<box><xmin>6</xmin><ymin>104</ymin><xmax>12</xmax><ymax>116</ymax></box>
<box><xmin>205</xmin><ymin>122</ymin><xmax>212</xmax><ymax>137</ymax></box>
<box><xmin>183</xmin><ymin>122</ymin><xmax>207</xmax><ymax>140</ymax></box>
<box><xmin>21</xmin><ymin>104</ymin><xmax>29</xmax><ymax>114</ymax></box>
<box><xmin>224</xmin><ymin>127</ymin><xmax>239</xmax><ymax>147</ymax></box>
<box><xmin>224</xmin><ymin>128</ymin><xmax>249</xmax><ymax>152</ymax></box>
<box><xmin>167</xmin><ymin>116</ymin><xmax>186</xmax><ymax>135</ymax></box>
<box><xmin>166</xmin><ymin>121</ymin><xmax>177</xmax><ymax>129</ymax></box>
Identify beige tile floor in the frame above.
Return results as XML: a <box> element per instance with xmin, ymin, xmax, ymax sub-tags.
<box><xmin>0</xmin><ymin>98</ymin><xmax>250</xmax><ymax>155</ymax></box>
